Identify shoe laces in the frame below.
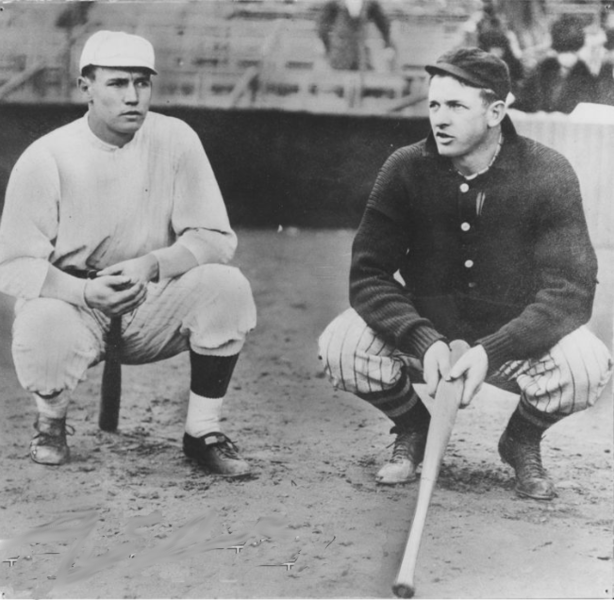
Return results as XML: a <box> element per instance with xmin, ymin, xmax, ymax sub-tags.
<box><xmin>389</xmin><ymin>430</ymin><xmax>426</xmax><ymax>463</ymax></box>
<box><xmin>506</xmin><ymin>433</ymin><xmax>547</xmax><ymax>478</ymax></box>
<box><xmin>210</xmin><ymin>435</ymin><xmax>241</xmax><ymax>459</ymax></box>
<box><xmin>517</xmin><ymin>439</ymin><xmax>547</xmax><ymax>477</ymax></box>
<box><xmin>33</xmin><ymin>424</ymin><xmax>75</xmax><ymax>447</ymax></box>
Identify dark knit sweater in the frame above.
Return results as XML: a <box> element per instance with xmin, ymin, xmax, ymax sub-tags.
<box><xmin>349</xmin><ymin>116</ymin><xmax>597</xmax><ymax>373</ymax></box>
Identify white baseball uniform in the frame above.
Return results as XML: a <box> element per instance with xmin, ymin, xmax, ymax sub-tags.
<box><xmin>0</xmin><ymin>111</ymin><xmax>257</xmax><ymax>396</ymax></box>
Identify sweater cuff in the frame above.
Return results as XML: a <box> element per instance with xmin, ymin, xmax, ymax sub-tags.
<box><xmin>407</xmin><ymin>324</ymin><xmax>448</xmax><ymax>360</ymax></box>
<box><xmin>476</xmin><ymin>330</ymin><xmax>517</xmax><ymax>373</ymax></box>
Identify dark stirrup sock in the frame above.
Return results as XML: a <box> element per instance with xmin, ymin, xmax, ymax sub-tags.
<box><xmin>391</xmin><ymin>395</ymin><xmax>431</xmax><ymax>434</ymax></box>
<box><xmin>506</xmin><ymin>406</ymin><xmax>550</xmax><ymax>441</ymax></box>
<box><xmin>189</xmin><ymin>352</ymin><xmax>240</xmax><ymax>398</ymax></box>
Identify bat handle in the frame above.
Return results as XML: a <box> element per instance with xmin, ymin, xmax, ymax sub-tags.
<box><xmin>99</xmin><ymin>316</ymin><xmax>122</xmax><ymax>432</ymax></box>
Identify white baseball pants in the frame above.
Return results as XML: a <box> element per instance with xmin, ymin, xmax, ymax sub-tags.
<box><xmin>12</xmin><ymin>264</ymin><xmax>257</xmax><ymax>397</ymax></box>
<box><xmin>319</xmin><ymin>308</ymin><xmax>612</xmax><ymax>428</ymax></box>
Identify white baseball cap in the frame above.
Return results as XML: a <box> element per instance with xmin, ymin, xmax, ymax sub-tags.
<box><xmin>79</xmin><ymin>30</ymin><xmax>157</xmax><ymax>74</ymax></box>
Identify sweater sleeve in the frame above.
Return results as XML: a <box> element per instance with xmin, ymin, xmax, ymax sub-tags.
<box><xmin>0</xmin><ymin>145</ymin><xmax>59</xmax><ymax>299</ymax></box>
<box><xmin>477</xmin><ymin>152</ymin><xmax>598</xmax><ymax>371</ymax></box>
<box><xmin>350</xmin><ymin>152</ymin><xmax>446</xmax><ymax>358</ymax></box>
<box><xmin>151</xmin><ymin>123</ymin><xmax>237</xmax><ymax>280</ymax></box>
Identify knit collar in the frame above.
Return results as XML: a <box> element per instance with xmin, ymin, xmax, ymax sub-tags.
<box><xmin>423</xmin><ymin>114</ymin><xmax>520</xmax><ymax>174</ymax></box>
<box><xmin>80</xmin><ymin>111</ymin><xmax>145</xmax><ymax>151</ymax></box>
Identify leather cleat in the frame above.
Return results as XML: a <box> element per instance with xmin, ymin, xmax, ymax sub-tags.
<box><xmin>183</xmin><ymin>432</ymin><xmax>252</xmax><ymax>478</ymax></box>
<box><xmin>498</xmin><ymin>428</ymin><xmax>556</xmax><ymax>500</ymax></box>
<box><xmin>376</xmin><ymin>429</ymin><xmax>428</xmax><ymax>485</ymax></box>
<box><xmin>29</xmin><ymin>415</ymin><xmax>72</xmax><ymax>466</ymax></box>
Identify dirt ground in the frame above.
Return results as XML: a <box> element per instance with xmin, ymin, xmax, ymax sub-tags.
<box><xmin>0</xmin><ymin>229</ymin><xmax>612</xmax><ymax>600</ymax></box>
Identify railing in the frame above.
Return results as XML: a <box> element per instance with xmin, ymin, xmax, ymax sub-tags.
<box><xmin>511</xmin><ymin>109</ymin><xmax>614</xmax><ymax>249</ymax></box>
<box><xmin>0</xmin><ymin>0</ymin><xmax>471</xmax><ymax>112</ymax></box>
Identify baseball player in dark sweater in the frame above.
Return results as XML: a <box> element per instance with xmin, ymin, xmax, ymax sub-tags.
<box><xmin>319</xmin><ymin>47</ymin><xmax>612</xmax><ymax>500</ymax></box>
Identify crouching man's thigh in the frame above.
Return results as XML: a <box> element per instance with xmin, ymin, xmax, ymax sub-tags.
<box><xmin>12</xmin><ymin>298</ymin><xmax>103</xmax><ymax>395</ymax></box>
<box><xmin>123</xmin><ymin>264</ymin><xmax>257</xmax><ymax>363</ymax></box>
<box><xmin>499</xmin><ymin>326</ymin><xmax>612</xmax><ymax>417</ymax></box>
<box><xmin>318</xmin><ymin>307</ymin><xmax>411</xmax><ymax>395</ymax></box>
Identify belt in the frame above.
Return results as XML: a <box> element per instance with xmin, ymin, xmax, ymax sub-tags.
<box><xmin>62</xmin><ymin>266</ymin><xmax>100</xmax><ymax>281</ymax></box>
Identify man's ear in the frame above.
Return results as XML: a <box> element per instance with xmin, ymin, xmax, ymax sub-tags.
<box><xmin>487</xmin><ymin>100</ymin><xmax>506</xmax><ymax>128</ymax></box>
<box><xmin>78</xmin><ymin>76</ymin><xmax>93</xmax><ymax>102</ymax></box>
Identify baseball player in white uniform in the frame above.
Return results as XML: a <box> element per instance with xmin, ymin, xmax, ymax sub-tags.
<box><xmin>0</xmin><ymin>31</ymin><xmax>257</xmax><ymax>477</ymax></box>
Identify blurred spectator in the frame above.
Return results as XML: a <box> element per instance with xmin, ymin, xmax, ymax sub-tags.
<box><xmin>478</xmin><ymin>28</ymin><xmax>525</xmax><ymax>96</ymax></box>
<box><xmin>595</xmin><ymin>28</ymin><xmax>614</xmax><ymax>105</ymax></box>
<box><xmin>317</xmin><ymin>0</ymin><xmax>395</xmax><ymax>71</ymax></box>
<box><xmin>466</xmin><ymin>0</ymin><xmax>535</xmax><ymax>61</ymax></box>
<box><xmin>579</xmin><ymin>25</ymin><xmax>607</xmax><ymax>75</ymax></box>
<box><xmin>516</xmin><ymin>15</ymin><xmax>599</xmax><ymax>113</ymax></box>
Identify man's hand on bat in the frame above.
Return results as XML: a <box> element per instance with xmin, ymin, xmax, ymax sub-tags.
<box><xmin>446</xmin><ymin>344</ymin><xmax>488</xmax><ymax>407</ymax></box>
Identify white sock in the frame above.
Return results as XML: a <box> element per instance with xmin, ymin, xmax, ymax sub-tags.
<box><xmin>185</xmin><ymin>391</ymin><xmax>224</xmax><ymax>438</ymax></box>
<box><xmin>34</xmin><ymin>392</ymin><xmax>70</xmax><ymax>420</ymax></box>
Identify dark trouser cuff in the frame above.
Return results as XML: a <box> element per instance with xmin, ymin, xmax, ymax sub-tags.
<box><xmin>356</xmin><ymin>374</ymin><xmax>418</xmax><ymax>421</ymax></box>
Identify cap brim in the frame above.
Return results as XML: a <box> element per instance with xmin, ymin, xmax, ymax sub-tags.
<box><xmin>425</xmin><ymin>62</ymin><xmax>486</xmax><ymax>90</ymax></box>
<box><xmin>81</xmin><ymin>61</ymin><xmax>157</xmax><ymax>75</ymax></box>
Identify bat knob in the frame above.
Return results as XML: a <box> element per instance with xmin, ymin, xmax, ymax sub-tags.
<box><xmin>392</xmin><ymin>583</ymin><xmax>415</xmax><ymax>598</ymax></box>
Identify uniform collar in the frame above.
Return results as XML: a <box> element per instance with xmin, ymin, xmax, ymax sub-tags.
<box><xmin>423</xmin><ymin>114</ymin><xmax>521</xmax><ymax>173</ymax></box>
<box><xmin>81</xmin><ymin>111</ymin><xmax>144</xmax><ymax>151</ymax></box>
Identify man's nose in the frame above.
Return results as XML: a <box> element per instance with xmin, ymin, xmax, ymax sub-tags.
<box><xmin>431</xmin><ymin>107</ymin><xmax>450</xmax><ymax>127</ymax></box>
<box><xmin>124</xmin><ymin>82</ymin><xmax>139</xmax><ymax>104</ymax></box>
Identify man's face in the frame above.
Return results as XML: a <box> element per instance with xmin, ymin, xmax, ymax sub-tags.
<box><xmin>428</xmin><ymin>75</ymin><xmax>491</xmax><ymax>160</ymax></box>
<box><xmin>79</xmin><ymin>67</ymin><xmax>153</xmax><ymax>145</ymax></box>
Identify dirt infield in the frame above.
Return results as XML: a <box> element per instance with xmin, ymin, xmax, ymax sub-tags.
<box><xmin>0</xmin><ymin>229</ymin><xmax>612</xmax><ymax>599</ymax></box>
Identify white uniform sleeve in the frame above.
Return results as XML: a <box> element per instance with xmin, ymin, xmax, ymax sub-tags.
<box><xmin>0</xmin><ymin>145</ymin><xmax>60</xmax><ymax>299</ymax></box>
<box><xmin>151</xmin><ymin>123</ymin><xmax>237</xmax><ymax>280</ymax></box>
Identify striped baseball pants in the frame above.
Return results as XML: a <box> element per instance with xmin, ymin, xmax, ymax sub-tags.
<box><xmin>318</xmin><ymin>308</ymin><xmax>612</xmax><ymax>429</ymax></box>
<box><xmin>12</xmin><ymin>264</ymin><xmax>257</xmax><ymax>397</ymax></box>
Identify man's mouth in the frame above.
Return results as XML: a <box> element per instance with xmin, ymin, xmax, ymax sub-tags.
<box><xmin>436</xmin><ymin>132</ymin><xmax>453</xmax><ymax>141</ymax></box>
<box><xmin>122</xmin><ymin>111</ymin><xmax>141</xmax><ymax>117</ymax></box>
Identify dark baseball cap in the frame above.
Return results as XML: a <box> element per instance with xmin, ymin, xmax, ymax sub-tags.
<box><xmin>425</xmin><ymin>47</ymin><xmax>511</xmax><ymax>101</ymax></box>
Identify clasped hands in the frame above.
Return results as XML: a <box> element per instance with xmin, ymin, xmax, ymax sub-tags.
<box><xmin>83</xmin><ymin>254</ymin><xmax>159</xmax><ymax>317</ymax></box>
<box><xmin>423</xmin><ymin>340</ymin><xmax>488</xmax><ymax>407</ymax></box>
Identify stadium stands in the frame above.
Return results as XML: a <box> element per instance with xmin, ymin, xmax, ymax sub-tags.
<box><xmin>0</xmin><ymin>0</ymin><xmax>477</xmax><ymax>113</ymax></box>
<box><xmin>0</xmin><ymin>1</ymin><xmax>605</xmax><ymax>114</ymax></box>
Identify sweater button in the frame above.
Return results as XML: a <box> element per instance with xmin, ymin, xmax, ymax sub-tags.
<box><xmin>461</xmin><ymin>222</ymin><xmax>471</xmax><ymax>231</ymax></box>
<box><xmin>464</xmin><ymin>259</ymin><xmax>474</xmax><ymax>268</ymax></box>
<box><xmin>468</xmin><ymin>281</ymin><xmax>477</xmax><ymax>289</ymax></box>
<box><xmin>460</xmin><ymin>183</ymin><xmax>469</xmax><ymax>193</ymax></box>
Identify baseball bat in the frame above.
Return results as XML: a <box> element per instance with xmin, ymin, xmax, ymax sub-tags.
<box><xmin>392</xmin><ymin>339</ymin><xmax>471</xmax><ymax>599</ymax></box>
<box><xmin>99</xmin><ymin>316</ymin><xmax>122</xmax><ymax>432</ymax></box>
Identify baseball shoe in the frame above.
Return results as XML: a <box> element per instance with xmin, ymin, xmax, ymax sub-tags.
<box><xmin>29</xmin><ymin>415</ymin><xmax>72</xmax><ymax>466</ymax></box>
<box><xmin>376</xmin><ymin>428</ymin><xmax>428</xmax><ymax>485</ymax></box>
<box><xmin>498</xmin><ymin>428</ymin><xmax>556</xmax><ymax>500</ymax></box>
<box><xmin>183</xmin><ymin>432</ymin><xmax>252</xmax><ymax>478</ymax></box>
